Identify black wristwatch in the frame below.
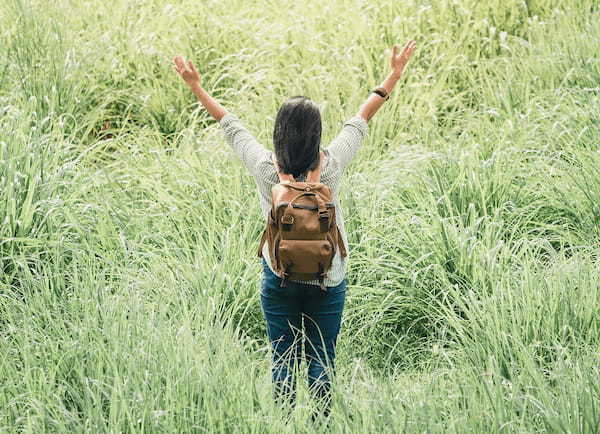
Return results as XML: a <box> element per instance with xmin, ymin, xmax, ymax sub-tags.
<box><xmin>372</xmin><ymin>86</ymin><xmax>390</xmax><ymax>101</ymax></box>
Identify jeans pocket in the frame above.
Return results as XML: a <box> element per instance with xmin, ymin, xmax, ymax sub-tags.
<box><xmin>261</xmin><ymin>259</ymin><xmax>282</xmax><ymax>296</ymax></box>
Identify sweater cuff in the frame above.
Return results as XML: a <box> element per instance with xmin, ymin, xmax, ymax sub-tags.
<box><xmin>219</xmin><ymin>112</ymin><xmax>238</xmax><ymax>128</ymax></box>
<box><xmin>346</xmin><ymin>115</ymin><xmax>369</xmax><ymax>137</ymax></box>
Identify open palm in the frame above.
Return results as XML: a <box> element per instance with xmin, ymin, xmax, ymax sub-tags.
<box><xmin>390</xmin><ymin>40</ymin><xmax>416</xmax><ymax>78</ymax></box>
<box><xmin>173</xmin><ymin>55</ymin><xmax>201</xmax><ymax>89</ymax></box>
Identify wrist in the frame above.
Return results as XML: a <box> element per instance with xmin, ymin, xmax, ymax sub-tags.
<box><xmin>190</xmin><ymin>82</ymin><xmax>203</xmax><ymax>94</ymax></box>
<box><xmin>389</xmin><ymin>70</ymin><xmax>402</xmax><ymax>81</ymax></box>
<box><xmin>380</xmin><ymin>72</ymin><xmax>401</xmax><ymax>94</ymax></box>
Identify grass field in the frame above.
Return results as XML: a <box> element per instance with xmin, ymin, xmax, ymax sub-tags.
<box><xmin>1</xmin><ymin>0</ymin><xmax>600</xmax><ymax>432</ymax></box>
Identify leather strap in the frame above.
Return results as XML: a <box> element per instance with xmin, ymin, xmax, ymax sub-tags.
<box><xmin>272</xmin><ymin>153</ymin><xmax>295</xmax><ymax>182</ymax></box>
<box><xmin>306</xmin><ymin>151</ymin><xmax>324</xmax><ymax>183</ymax></box>
<box><xmin>257</xmin><ymin>229</ymin><xmax>267</xmax><ymax>257</ymax></box>
<box><xmin>317</xmin><ymin>262</ymin><xmax>327</xmax><ymax>291</ymax></box>
<box><xmin>272</xmin><ymin>151</ymin><xmax>324</xmax><ymax>183</ymax></box>
<box><xmin>280</xmin><ymin>263</ymin><xmax>292</xmax><ymax>287</ymax></box>
<box><xmin>280</xmin><ymin>191</ymin><xmax>329</xmax><ymax>230</ymax></box>
<box><xmin>280</xmin><ymin>191</ymin><xmax>318</xmax><ymax>230</ymax></box>
<box><xmin>315</xmin><ymin>194</ymin><xmax>330</xmax><ymax>232</ymax></box>
<box><xmin>373</xmin><ymin>86</ymin><xmax>390</xmax><ymax>101</ymax></box>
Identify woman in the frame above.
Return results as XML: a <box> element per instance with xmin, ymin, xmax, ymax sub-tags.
<box><xmin>173</xmin><ymin>40</ymin><xmax>416</xmax><ymax>420</ymax></box>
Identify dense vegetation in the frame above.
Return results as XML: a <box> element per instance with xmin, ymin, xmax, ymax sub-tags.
<box><xmin>1</xmin><ymin>0</ymin><xmax>599</xmax><ymax>431</ymax></box>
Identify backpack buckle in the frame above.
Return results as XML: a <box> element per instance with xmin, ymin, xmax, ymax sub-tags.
<box><xmin>318</xmin><ymin>211</ymin><xmax>329</xmax><ymax>232</ymax></box>
<box><xmin>281</xmin><ymin>214</ymin><xmax>294</xmax><ymax>231</ymax></box>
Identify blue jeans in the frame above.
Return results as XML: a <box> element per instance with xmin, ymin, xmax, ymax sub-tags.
<box><xmin>259</xmin><ymin>258</ymin><xmax>347</xmax><ymax>418</ymax></box>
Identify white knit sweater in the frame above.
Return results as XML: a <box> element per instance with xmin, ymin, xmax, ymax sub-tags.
<box><xmin>219</xmin><ymin>112</ymin><xmax>369</xmax><ymax>286</ymax></box>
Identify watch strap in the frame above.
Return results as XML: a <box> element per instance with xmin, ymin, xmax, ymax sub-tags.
<box><xmin>372</xmin><ymin>87</ymin><xmax>390</xmax><ymax>100</ymax></box>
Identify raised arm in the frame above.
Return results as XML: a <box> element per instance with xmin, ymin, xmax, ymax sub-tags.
<box><xmin>173</xmin><ymin>55</ymin><xmax>269</xmax><ymax>175</ymax></box>
<box><xmin>357</xmin><ymin>40</ymin><xmax>416</xmax><ymax>122</ymax></box>
<box><xmin>173</xmin><ymin>55</ymin><xmax>228</xmax><ymax>121</ymax></box>
<box><xmin>326</xmin><ymin>40</ymin><xmax>416</xmax><ymax>172</ymax></box>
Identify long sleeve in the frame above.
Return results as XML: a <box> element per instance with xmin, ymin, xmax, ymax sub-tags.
<box><xmin>219</xmin><ymin>113</ymin><xmax>270</xmax><ymax>175</ymax></box>
<box><xmin>325</xmin><ymin>115</ymin><xmax>369</xmax><ymax>172</ymax></box>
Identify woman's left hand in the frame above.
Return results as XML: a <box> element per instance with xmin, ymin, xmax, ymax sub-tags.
<box><xmin>390</xmin><ymin>40</ymin><xmax>417</xmax><ymax>79</ymax></box>
<box><xmin>173</xmin><ymin>55</ymin><xmax>202</xmax><ymax>90</ymax></box>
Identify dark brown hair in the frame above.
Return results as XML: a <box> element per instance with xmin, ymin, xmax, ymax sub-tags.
<box><xmin>273</xmin><ymin>96</ymin><xmax>322</xmax><ymax>178</ymax></box>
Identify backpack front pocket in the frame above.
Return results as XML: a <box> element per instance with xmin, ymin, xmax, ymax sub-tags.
<box><xmin>278</xmin><ymin>239</ymin><xmax>334</xmax><ymax>274</ymax></box>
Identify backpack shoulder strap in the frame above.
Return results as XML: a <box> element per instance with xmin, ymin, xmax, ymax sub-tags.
<box><xmin>306</xmin><ymin>151</ymin><xmax>324</xmax><ymax>183</ymax></box>
<box><xmin>271</xmin><ymin>153</ymin><xmax>295</xmax><ymax>183</ymax></box>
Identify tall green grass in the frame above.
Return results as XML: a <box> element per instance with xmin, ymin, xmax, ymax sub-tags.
<box><xmin>1</xmin><ymin>0</ymin><xmax>600</xmax><ymax>432</ymax></box>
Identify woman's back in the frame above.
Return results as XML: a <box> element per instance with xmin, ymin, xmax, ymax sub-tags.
<box><xmin>219</xmin><ymin>112</ymin><xmax>368</xmax><ymax>286</ymax></box>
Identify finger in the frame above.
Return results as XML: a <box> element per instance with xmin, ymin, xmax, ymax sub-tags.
<box><xmin>180</xmin><ymin>56</ymin><xmax>190</xmax><ymax>73</ymax></box>
<box><xmin>174</xmin><ymin>55</ymin><xmax>185</xmax><ymax>70</ymax></box>
<box><xmin>408</xmin><ymin>40</ymin><xmax>417</xmax><ymax>57</ymax></box>
<box><xmin>173</xmin><ymin>58</ymin><xmax>182</xmax><ymax>72</ymax></box>
<box><xmin>403</xmin><ymin>40</ymin><xmax>416</xmax><ymax>59</ymax></box>
<box><xmin>188</xmin><ymin>59</ymin><xmax>198</xmax><ymax>74</ymax></box>
<box><xmin>392</xmin><ymin>44</ymin><xmax>398</xmax><ymax>59</ymax></box>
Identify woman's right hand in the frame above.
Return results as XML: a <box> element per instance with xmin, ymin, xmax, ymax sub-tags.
<box><xmin>173</xmin><ymin>55</ymin><xmax>202</xmax><ymax>90</ymax></box>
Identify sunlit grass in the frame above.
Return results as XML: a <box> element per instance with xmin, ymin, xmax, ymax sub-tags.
<box><xmin>1</xmin><ymin>0</ymin><xmax>599</xmax><ymax>432</ymax></box>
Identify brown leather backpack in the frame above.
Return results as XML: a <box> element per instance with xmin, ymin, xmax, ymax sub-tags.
<box><xmin>258</xmin><ymin>151</ymin><xmax>347</xmax><ymax>291</ymax></box>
